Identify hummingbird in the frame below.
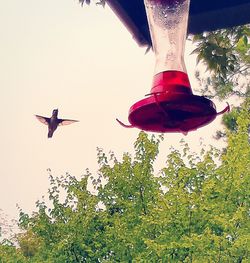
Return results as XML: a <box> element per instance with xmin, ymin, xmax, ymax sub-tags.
<box><xmin>35</xmin><ymin>109</ymin><xmax>79</xmax><ymax>138</ymax></box>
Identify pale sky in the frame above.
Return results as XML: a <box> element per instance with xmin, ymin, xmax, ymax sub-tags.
<box><xmin>0</xmin><ymin>0</ymin><xmax>228</xmax><ymax>225</ymax></box>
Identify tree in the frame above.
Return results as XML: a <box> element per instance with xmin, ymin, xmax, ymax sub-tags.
<box><xmin>0</xmin><ymin>98</ymin><xmax>249</xmax><ymax>262</ymax></box>
<box><xmin>192</xmin><ymin>26</ymin><xmax>250</xmax><ymax>100</ymax></box>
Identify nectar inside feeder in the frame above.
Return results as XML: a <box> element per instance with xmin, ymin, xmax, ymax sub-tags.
<box><xmin>117</xmin><ymin>0</ymin><xmax>229</xmax><ymax>134</ymax></box>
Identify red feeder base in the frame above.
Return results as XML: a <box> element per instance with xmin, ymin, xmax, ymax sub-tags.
<box><xmin>117</xmin><ymin>71</ymin><xmax>229</xmax><ymax>134</ymax></box>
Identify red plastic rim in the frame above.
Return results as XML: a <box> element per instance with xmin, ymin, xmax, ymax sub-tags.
<box><xmin>116</xmin><ymin>71</ymin><xmax>230</xmax><ymax>133</ymax></box>
<box><xmin>128</xmin><ymin>93</ymin><xmax>217</xmax><ymax>133</ymax></box>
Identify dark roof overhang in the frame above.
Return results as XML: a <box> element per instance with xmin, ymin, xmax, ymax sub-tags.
<box><xmin>107</xmin><ymin>0</ymin><xmax>250</xmax><ymax>46</ymax></box>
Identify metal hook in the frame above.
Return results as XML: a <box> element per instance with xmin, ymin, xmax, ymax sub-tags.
<box><xmin>116</xmin><ymin>118</ymin><xmax>134</xmax><ymax>128</ymax></box>
<box><xmin>217</xmin><ymin>102</ymin><xmax>230</xmax><ymax>115</ymax></box>
<box><xmin>152</xmin><ymin>92</ymin><xmax>169</xmax><ymax>119</ymax></box>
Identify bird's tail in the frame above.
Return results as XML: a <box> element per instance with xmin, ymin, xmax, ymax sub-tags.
<box><xmin>48</xmin><ymin>131</ymin><xmax>53</xmax><ymax>138</ymax></box>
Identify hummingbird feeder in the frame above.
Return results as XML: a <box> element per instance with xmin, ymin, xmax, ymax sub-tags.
<box><xmin>117</xmin><ymin>0</ymin><xmax>229</xmax><ymax>134</ymax></box>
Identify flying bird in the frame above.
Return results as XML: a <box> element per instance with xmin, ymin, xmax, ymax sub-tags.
<box><xmin>35</xmin><ymin>109</ymin><xmax>79</xmax><ymax>138</ymax></box>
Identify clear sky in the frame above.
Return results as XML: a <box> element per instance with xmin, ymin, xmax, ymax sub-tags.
<box><xmin>0</xmin><ymin>0</ymin><xmax>228</xmax><ymax>224</ymax></box>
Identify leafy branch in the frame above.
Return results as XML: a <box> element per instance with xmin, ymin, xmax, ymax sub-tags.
<box><xmin>192</xmin><ymin>25</ymin><xmax>250</xmax><ymax>99</ymax></box>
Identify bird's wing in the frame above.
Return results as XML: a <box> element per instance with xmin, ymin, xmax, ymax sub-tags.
<box><xmin>58</xmin><ymin>119</ymin><xmax>79</xmax><ymax>126</ymax></box>
<box><xmin>35</xmin><ymin>115</ymin><xmax>50</xmax><ymax>125</ymax></box>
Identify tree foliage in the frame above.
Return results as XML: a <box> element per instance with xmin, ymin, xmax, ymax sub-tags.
<box><xmin>190</xmin><ymin>25</ymin><xmax>250</xmax><ymax>137</ymax></box>
<box><xmin>0</xmin><ymin>100</ymin><xmax>249</xmax><ymax>262</ymax></box>
<box><xmin>192</xmin><ymin>25</ymin><xmax>250</xmax><ymax>100</ymax></box>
